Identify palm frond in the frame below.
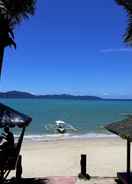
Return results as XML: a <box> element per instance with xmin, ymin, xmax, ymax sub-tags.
<box><xmin>124</xmin><ymin>14</ymin><xmax>132</xmax><ymax>44</ymax></box>
<box><xmin>0</xmin><ymin>1</ymin><xmax>7</xmax><ymax>11</ymax></box>
<box><xmin>6</xmin><ymin>37</ymin><xmax>16</xmax><ymax>49</ymax></box>
<box><xmin>0</xmin><ymin>0</ymin><xmax>36</xmax><ymax>47</ymax></box>
<box><xmin>0</xmin><ymin>0</ymin><xmax>36</xmax><ymax>77</ymax></box>
<box><xmin>9</xmin><ymin>29</ymin><xmax>14</xmax><ymax>39</ymax></box>
<box><xmin>3</xmin><ymin>0</ymin><xmax>36</xmax><ymax>27</ymax></box>
<box><xmin>0</xmin><ymin>1</ymin><xmax>7</xmax><ymax>18</ymax></box>
<box><xmin>116</xmin><ymin>0</ymin><xmax>132</xmax><ymax>45</ymax></box>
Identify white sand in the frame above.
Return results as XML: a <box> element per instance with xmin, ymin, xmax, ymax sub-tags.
<box><xmin>10</xmin><ymin>137</ymin><xmax>129</xmax><ymax>180</ymax></box>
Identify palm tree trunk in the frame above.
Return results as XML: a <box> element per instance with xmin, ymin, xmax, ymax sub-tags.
<box><xmin>0</xmin><ymin>46</ymin><xmax>4</xmax><ymax>78</ymax></box>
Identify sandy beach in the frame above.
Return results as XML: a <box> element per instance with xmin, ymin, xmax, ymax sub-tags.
<box><xmin>8</xmin><ymin>136</ymin><xmax>128</xmax><ymax>181</ymax></box>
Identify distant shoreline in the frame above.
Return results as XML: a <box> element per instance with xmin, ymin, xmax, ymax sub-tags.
<box><xmin>0</xmin><ymin>91</ymin><xmax>132</xmax><ymax>101</ymax></box>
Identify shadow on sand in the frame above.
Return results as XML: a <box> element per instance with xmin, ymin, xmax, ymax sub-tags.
<box><xmin>4</xmin><ymin>176</ymin><xmax>77</xmax><ymax>184</ymax></box>
<box><xmin>5</xmin><ymin>178</ymin><xmax>49</xmax><ymax>184</ymax></box>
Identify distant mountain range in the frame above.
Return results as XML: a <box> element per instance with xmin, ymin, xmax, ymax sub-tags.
<box><xmin>0</xmin><ymin>91</ymin><xmax>132</xmax><ymax>101</ymax></box>
<box><xmin>0</xmin><ymin>91</ymin><xmax>102</xmax><ymax>100</ymax></box>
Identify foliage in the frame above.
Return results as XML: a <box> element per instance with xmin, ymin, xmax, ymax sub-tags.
<box><xmin>116</xmin><ymin>0</ymin><xmax>132</xmax><ymax>45</ymax></box>
<box><xmin>0</xmin><ymin>0</ymin><xmax>36</xmax><ymax>48</ymax></box>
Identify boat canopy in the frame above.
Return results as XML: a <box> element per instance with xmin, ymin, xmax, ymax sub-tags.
<box><xmin>0</xmin><ymin>103</ymin><xmax>32</xmax><ymax>128</ymax></box>
<box><xmin>56</xmin><ymin>120</ymin><xmax>65</xmax><ymax>125</ymax></box>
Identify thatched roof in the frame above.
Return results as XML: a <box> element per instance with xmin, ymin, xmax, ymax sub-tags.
<box><xmin>0</xmin><ymin>102</ymin><xmax>32</xmax><ymax>128</ymax></box>
<box><xmin>105</xmin><ymin>115</ymin><xmax>132</xmax><ymax>141</ymax></box>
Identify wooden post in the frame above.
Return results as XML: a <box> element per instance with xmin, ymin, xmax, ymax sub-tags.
<box><xmin>0</xmin><ymin>46</ymin><xmax>4</xmax><ymax>78</ymax></box>
<box><xmin>78</xmin><ymin>154</ymin><xmax>90</xmax><ymax>180</ymax></box>
<box><xmin>16</xmin><ymin>127</ymin><xmax>26</xmax><ymax>157</ymax></box>
<box><xmin>127</xmin><ymin>140</ymin><xmax>131</xmax><ymax>184</ymax></box>
<box><xmin>81</xmin><ymin>154</ymin><xmax>86</xmax><ymax>176</ymax></box>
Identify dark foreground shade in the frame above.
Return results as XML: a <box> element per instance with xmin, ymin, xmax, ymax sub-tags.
<box><xmin>0</xmin><ymin>102</ymin><xmax>32</xmax><ymax>128</ymax></box>
<box><xmin>105</xmin><ymin>115</ymin><xmax>132</xmax><ymax>141</ymax></box>
<box><xmin>7</xmin><ymin>177</ymin><xmax>77</xmax><ymax>184</ymax></box>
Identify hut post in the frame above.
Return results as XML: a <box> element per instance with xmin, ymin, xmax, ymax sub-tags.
<box><xmin>127</xmin><ymin>140</ymin><xmax>131</xmax><ymax>183</ymax></box>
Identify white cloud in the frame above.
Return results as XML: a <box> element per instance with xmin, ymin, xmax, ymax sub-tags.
<box><xmin>103</xmin><ymin>93</ymin><xmax>110</xmax><ymax>96</ymax></box>
<box><xmin>100</xmin><ymin>48</ymin><xmax>132</xmax><ymax>53</ymax></box>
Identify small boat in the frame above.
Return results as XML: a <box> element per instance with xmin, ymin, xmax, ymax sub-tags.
<box><xmin>45</xmin><ymin>120</ymin><xmax>78</xmax><ymax>134</ymax></box>
<box><xmin>56</xmin><ymin>120</ymin><xmax>66</xmax><ymax>134</ymax></box>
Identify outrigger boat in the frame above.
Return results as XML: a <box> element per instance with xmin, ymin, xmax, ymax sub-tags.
<box><xmin>45</xmin><ymin>120</ymin><xmax>78</xmax><ymax>134</ymax></box>
<box><xmin>56</xmin><ymin>120</ymin><xmax>66</xmax><ymax>134</ymax></box>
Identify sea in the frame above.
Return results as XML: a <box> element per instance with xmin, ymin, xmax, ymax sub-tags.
<box><xmin>0</xmin><ymin>98</ymin><xmax>132</xmax><ymax>141</ymax></box>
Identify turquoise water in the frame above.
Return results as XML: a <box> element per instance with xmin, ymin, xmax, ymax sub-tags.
<box><xmin>0</xmin><ymin>99</ymin><xmax>132</xmax><ymax>140</ymax></box>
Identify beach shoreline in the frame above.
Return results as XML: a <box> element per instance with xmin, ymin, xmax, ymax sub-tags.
<box><xmin>17</xmin><ymin>132</ymin><xmax>117</xmax><ymax>143</ymax></box>
<box><xmin>10</xmin><ymin>136</ymin><xmax>127</xmax><ymax>179</ymax></box>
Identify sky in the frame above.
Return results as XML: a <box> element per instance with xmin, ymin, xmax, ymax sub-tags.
<box><xmin>1</xmin><ymin>0</ymin><xmax>132</xmax><ymax>99</ymax></box>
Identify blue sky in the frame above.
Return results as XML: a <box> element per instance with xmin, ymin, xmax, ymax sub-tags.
<box><xmin>1</xmin><ymin>0</ymin><xmax>132</xmax><ymax>98</ymax></box>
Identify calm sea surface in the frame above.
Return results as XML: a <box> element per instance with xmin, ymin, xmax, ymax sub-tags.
<box><xmin>0</xmin><ymin>99</ymin><xmax>132</xmax><ymax>140</ymax></box>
